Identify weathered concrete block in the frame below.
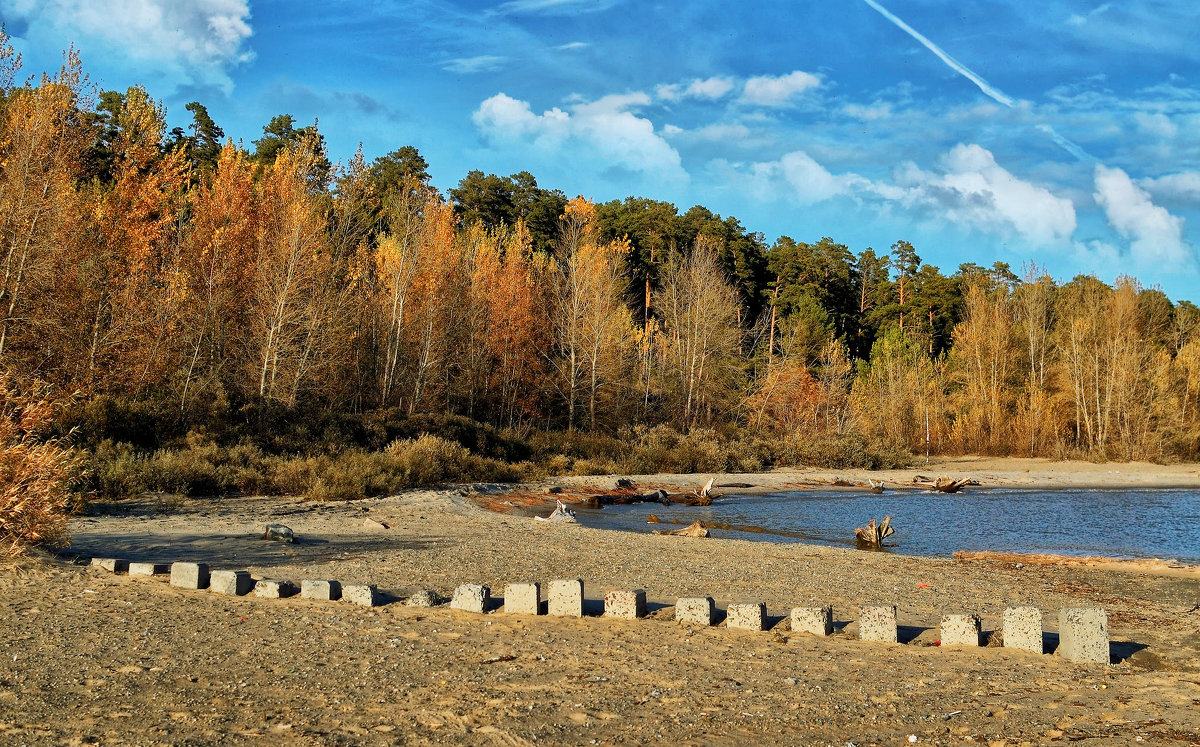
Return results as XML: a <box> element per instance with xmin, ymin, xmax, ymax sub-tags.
<box><xmin>128</xmin><ymin>562</ymin><xmax>169</xmax><ymax>577</ymax></box>
<box><xmin>405</xmin><ymin>590</ymin><xmax>442</xmax><ymax>607</ymax></box>
<box><xmin>1003</xmin><ymin>607</ymin><xmax>1043</xmax><ymax>653</ymax></box>
<box><xmin>91</xmin><ymin>558</ymin><xmax>128</xmax><ymax>573</ymax></box>
<box><xmin>342</xmin><ymin>584</ymin><xmax>380</xmax><ymax>607</ymax></box>
<box><xmin>675</xmin><ymin>597</ymin><xmax>715</xmax><ymax>625</ymax></box>
<box><xmin>548</xmin><ymin>578</ymin><xmax>583</xmax><ymax>617</ymax></box>
<box><xmin>210</xmin><ymin>570</ymin><xmax>253</xmax><ymax>596</ymax></box>
<box><xmin>790</xmin><ymin>605</ymin><xmax>833</xmax><ymax>636</ymax></box>
<box><xmin>940</xmin><ymin>613</ymin><xmax>982</xmax><ymax>647</ymax></box>
<box><xmin>859</xmin><ymin>605</ymin><xmax>898</xmax><ymax>643</ymax></box>
<box><xmin>503</xmin><ymin>582</ymin><xmax>540</xmax><ymax>615</ymax></box>
<box><xmin>604</xmin><ymin>589</ymin><xmax>646</xmax><ymax>619</ymax></box>
<box><xmin>253</xmin><ymin>579</ymin><xmax>297</xmax><ymax>598</ymax></box>
<box><xmin>726</xmin><ymin>602</ymin><xmax>766</xmax><ymax>631</ymax></box>
<box><xmin>301</xmin><ymin>579</ymin><xmax>341</xmax><ymax>601</ymax></box>
<box><xmin>450</xmin><ymin>584</ymin><xmax>490</xmax><ymax>613</ymax></box>
<box><xmin>1058</xmin><ymin>608</ymin><xmax>1109</xmax><ymax>664</ymax></box>
<box><xmin>169</xmin><ymin>562</ymin><xmax>210</xmax><ymax>590</ymax></box>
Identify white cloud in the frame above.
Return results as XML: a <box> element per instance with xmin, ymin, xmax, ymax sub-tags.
<box><xmin>473</xmin><ymin>92</ymin><xmax>685</xmax><ymax>181</ymax></box>
<box><xmin>1133</xmin><ymin>112</ymin><xmax>1178</xmax><ymax>139</ymax></box>
<box><xmin>893</xmin><ymin>144</ymin><xmax>1078</xmax><ymax>246</ymax></box>
<box><xmin>1</xmin><ymin>0</ymin><xmax>252</xmax><ymax>90</ymax></box>
<box><xmin>555</xmin><ymin>41</ymin><xmax>589</xmax><ymax>51</ymax></box>
<box><xmin>1094</xmin><ymin>164</ymin><xmax>1193</xmax><ymax>268</ymax></box>
<box><xmin>723</xmin><ymin>143</ymin><xmax>1076</xmax><ymax>247</ymax></box>
<box><xmin>741</xmin><ymin>70</ymin><xmax>821</xmax><ymax>106</ymax></box>
<box><xmin>443</xmin><ymin>55</ymin><xmax>507</xmax><ymax>73</ymax></box>
<box><xmin>662</xmin><ymin>122</ymin><xmax>751</xmax><ymax>142</ymax></box>
<box><xmin>656</xmin><ymin>76</ymin><xmax>736</xmax><ymax>102</ymax></box>
<box><xmin>1140</xmin><ymin>171</ymin><xmax>1200</xmax><ymax>203</ymax></box>
<box><xmin>843</xmin><ymin>101</ymin><xmax>893</xmax><ymax>121</ymax></box>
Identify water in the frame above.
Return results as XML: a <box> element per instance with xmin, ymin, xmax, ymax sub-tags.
<box><xmin>575</xmin><ymin>487</ymin><xmax>1200</xmax><ymax>563</ymax></box>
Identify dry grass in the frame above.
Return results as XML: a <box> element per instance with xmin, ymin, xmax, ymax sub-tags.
<box><xmin>0</xmin><ymin>374</ymin><xmax>81</xmax><ymax>557</ymax></box>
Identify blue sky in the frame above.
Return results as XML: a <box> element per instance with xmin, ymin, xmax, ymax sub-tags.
<box><xmin>4</xmin><ymin>0</ymin><xmax>1200</xmax><ymax>300</ymax></box>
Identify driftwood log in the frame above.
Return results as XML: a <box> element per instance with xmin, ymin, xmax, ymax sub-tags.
<box><xmin>912</xmin><ymin>475</ymin><xmax>975</xmax><ymax>493</ymax></box>
<box><xmin>652</xmin><ymin>519</ymin><xmax>710</xmax><ymax>538</ymax></box>
<box><xmin>854</xmin><ymin>515</ymin><xmax>894</xmax><ymax>548</ymax></box>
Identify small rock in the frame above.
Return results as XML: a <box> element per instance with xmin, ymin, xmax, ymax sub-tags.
<box><xmin>544</xmin><ymin>486</ymin><xmax>563</xmax><ymax>494</ymax></box>
<box><xmin>264</xmin><ymin>524</ymin><xmax>295</xmax><ymax>543</ymax></box>
<box><xmin>406</xmin><ymin>590</ymin><xmax>442</xmax><ymax>607</ymax></box>
<box><xmin>616</xmin><ymin>478</ymin><xmax>634</xmax><ymax>489</ymax></box>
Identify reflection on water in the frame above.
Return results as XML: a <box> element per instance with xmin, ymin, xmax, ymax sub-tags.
<box><xmin>576</xmin><ymin>487</ymin><xmax>1200</xmax><ymax>562</ymax></box>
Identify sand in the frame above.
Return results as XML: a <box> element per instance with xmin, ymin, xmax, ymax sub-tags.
<box><xmin>2</xmin><ymin>456</ymin><xmax>1199</xmax><ymax>745</ymax></box>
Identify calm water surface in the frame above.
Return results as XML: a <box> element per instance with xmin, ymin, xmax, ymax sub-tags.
<box><xmin>575</xmin><ymin>488</ymin><xmax>1200</xmax><ymax>562</ymax></box>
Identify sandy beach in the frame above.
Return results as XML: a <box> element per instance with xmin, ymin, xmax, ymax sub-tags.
<box><xmin>2</xmin><ymin>456</ymin><xmax>1199</xmax><ymax>744</ymax></box>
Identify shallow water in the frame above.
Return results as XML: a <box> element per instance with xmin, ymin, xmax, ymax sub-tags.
<box><xmin>575</xmin><ymin>487</ymin><xmax>1200</xmax><ymax>562</ymax></box>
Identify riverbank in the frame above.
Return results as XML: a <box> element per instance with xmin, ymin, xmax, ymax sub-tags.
<box><xmin>1</xmin><ymin>463</ymin><xmax>1196</xmax><ymax>744</ymax></box>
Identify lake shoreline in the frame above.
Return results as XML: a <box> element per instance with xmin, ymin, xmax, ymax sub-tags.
<box><xmin>16</xmin><ymin>469</ymin><xmax>1198</xmax><ymax>744</ymax></box>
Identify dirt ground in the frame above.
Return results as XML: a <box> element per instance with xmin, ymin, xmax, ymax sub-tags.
<box><xmin>3</xmin><ymin>456</ymin><xmax>1200</xmax><ymax>745</ymax></box>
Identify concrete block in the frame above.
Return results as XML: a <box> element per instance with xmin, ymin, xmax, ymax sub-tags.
<box><xmin>604</xmin><ymin>589</ymin><xmax>646</xmax><ymax>619</ymax></box>
<box><xmin>726</xmin><ymin>602</ymin><xmax>766</xmax><ymax>631</ymax></box>
<box><xmin>91</xmin><ymin>558</ymin><xmax>128</xmax><ymax>573</ymax></box>
<box><xmin>128</xmin><ymin>562</ymin><xmax>169</xmax><ymax>577</ymax></box>
<box><xmin>503</xmin><ymin>582</ymin><xmax>540</xmax><ymax>615</ymax></box>
<box><xmin>253</xmin><ymin>579</ymin><xmax>297</xmax><ymax>598</ymax></box>
<box><xmin>210</xmin><ymin>570</ymin><xmax>253</xmax><ymax>596</ymax></box>
<box><xmin>1058</xmin><ymin>608</ymin><xmax>1109</xmax><ymax>664</ymax></box>
<box><xmin>342</xmin><ymin>584</ymin><xmax>380</xmax><ymax>607</ymax></box>
<box><xmin>790</xmin><ymin>605</ymin><xmax>833</xmax><ymax>636</ymax></box>
<box><xmin>548</xmin><ymin>578</ymin><xmax>583</xmax><ymax>617</ymax></box>
<box><xmin>1002</xmin><ymin>607</ymin><xmax>1043</xmax><ymax>653</ymax></box>
<box><xmin>405</xmin><ymin>590</ymin><xmax>442</xmax><ymax>607</ymax></box>
<box><xmin>301</xmin><ymin>579</ymin><xmax>341</xmax><ymax>601</ymax></box>
<box><xmin>450</xmin><ymin>584</ymin><xmax>490</xmax><ymax>613</ymax></box>
<box><xmin>675</xmin><ymin>597</ymin><xmax>715</xmax><ymax>625</ymax></box>
<box><xmin>940</xmin><ymin>613</ymin><xmax>982</xmax><ymax>647</ymax></box>
<box><xmin>169</xmin><ymin>562</ymin><xmax>210</xmax><ymax>590</ymax></box>
<box><xmin>859</xmin><ymin>605</ymin><xmax>898</xmax><ymax>643</ymax></box>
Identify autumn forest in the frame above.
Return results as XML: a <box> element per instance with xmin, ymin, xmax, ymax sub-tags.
<box><xmin>5</xmin><ymin>42</ymin><xmax>1200</xmax><ymax>527</ymax></box>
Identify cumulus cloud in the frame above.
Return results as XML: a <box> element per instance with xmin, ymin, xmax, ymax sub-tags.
<box><xmin>893</xmin><ymin>144</ymin><xmax>1077</xmax><ymax>246</ymax></box>
<box><xmin>1094</xmin><ymin>164</ymin><xmax>1193</xmax><ymax>268</ymax></box>
<box><xmin>473</xmin><ymin>92</ymin><xmax>685</xmax><ymax>181</ymax></box>
<box><xmin>1140</xmin><ymin>171</ymin><xmax>1200</xmax><ymax>204</ymax></box>
<box><xmin>656</xmin><ymin>76</ymin><xmax>735</xmax><ymax>102</ymax></box>
<box><xmin>741</xmin><ymin>70</ymin><xmax>821</xmax><ymax>106</ymax></box>
<box><xmin>1</xmin><ymin>0</ymin><xmax>252</xmax><ymax>90</ymax></box>
<box><xmin>725</xmin><ymin>143</ymin><xmax>1076</xmax><ymax>247</ymax></box>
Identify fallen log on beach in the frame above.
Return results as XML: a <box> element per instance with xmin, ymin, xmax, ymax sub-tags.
<box><xmin>652</xmin><ymin>519</ymin><xmax>710</xmax><ymax>538</ymax></box>
<box><xmin>912</xmin><ymin>475</ymin><xmax>975</xmax><ymax>493</ymax></box>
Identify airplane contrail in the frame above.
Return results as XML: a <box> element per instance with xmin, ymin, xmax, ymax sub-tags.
<box><xmin>861</xmin><ymin>0</ymin><xmax>1093</xmax><ymax>162</ymax></box>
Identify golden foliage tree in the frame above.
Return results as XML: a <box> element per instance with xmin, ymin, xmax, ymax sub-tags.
<box><xmin>657</xmin><ymin>236</ymin><xmax>742</xmax><ymax>427</ymax></box>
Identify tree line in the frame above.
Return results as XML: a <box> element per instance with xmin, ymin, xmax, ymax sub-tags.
<box><xmin>3</xmin><ymin>43</ymin><xmax>1200</xmax><ymax>463</ymax></box>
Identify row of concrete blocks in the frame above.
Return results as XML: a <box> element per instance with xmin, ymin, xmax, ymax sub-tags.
<box><xmin>447</xmin><ymin>579</ymin><xmax>1110</xmax><ymax>665</ymax></box>
<box><xmin>91</xmin><ymin>559</ymin><xmax>383</xmax><ymax>607</ymax></box>
<box><xmin>95</xmin><ymin>560</ymin><xmax>1109</xmax><ymax>665</ymax></box>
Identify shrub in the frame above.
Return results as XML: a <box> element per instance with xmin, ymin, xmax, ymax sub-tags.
<box><xmin>0</xmin><ymin>376</ymin><xmax>82</xmax><ymax>557</ymax></box>
<box><xmin>779</xmin><ymin>432</ymin><xmax>912</xmax><ymax>470</ymax></box>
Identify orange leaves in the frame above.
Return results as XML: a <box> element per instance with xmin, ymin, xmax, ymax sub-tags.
<box><xmin>0</xmin><ymin>374</ymin><xmax>80</xmax><ymax>557</ymax></box>
<box><xmin>746</xmin><ymin>362</ymin><xmax>822</xmax><ymax>432</ymax></box>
